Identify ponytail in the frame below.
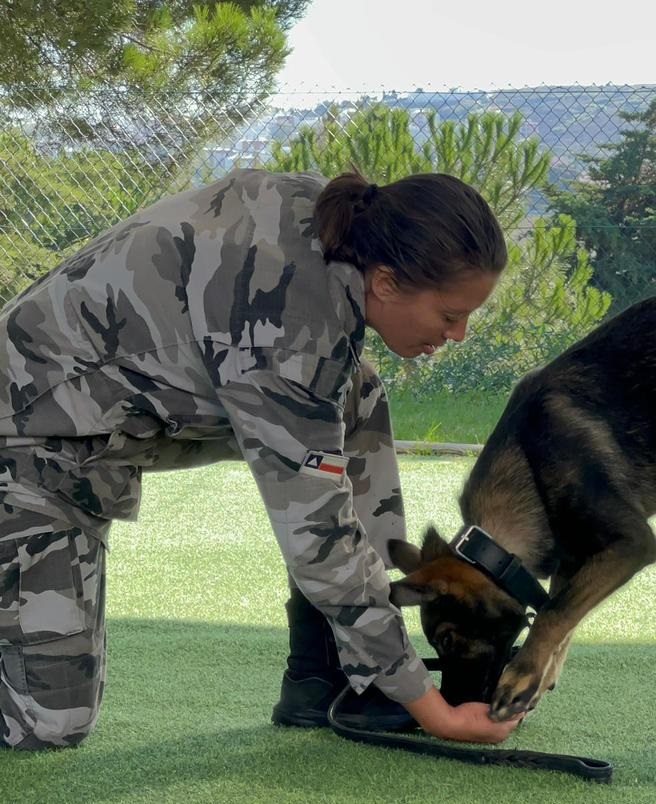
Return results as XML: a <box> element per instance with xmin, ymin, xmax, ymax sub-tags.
<box><xmin>313</xmin><ymin>168</ymin><xmax>380</xmax><ymax>266</ymax></box>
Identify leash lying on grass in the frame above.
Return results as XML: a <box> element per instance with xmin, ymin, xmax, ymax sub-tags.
<box><xmin>327</xmin><ymin>659</ymin><xmax>613</xmax><ymax>784</ymax></box>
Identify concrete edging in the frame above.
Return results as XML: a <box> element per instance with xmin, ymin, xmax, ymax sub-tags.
<box><xmin>394</xmin><ymin>439</ymin><xmax>483</xmax><ymax>456</ymax></box>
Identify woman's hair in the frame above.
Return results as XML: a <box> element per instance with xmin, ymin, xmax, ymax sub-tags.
<box><xmin>314</xmin><ymin>168</ymin><xmax>508</xmax><ymax>289</ymax></box>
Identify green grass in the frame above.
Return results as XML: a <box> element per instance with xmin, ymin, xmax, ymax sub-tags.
<box><xmin>388</xmin><ymin>390</ymin><xmax>509</xmax><ymax>443</ymax></box>
<box><xmin>2</xmin><ymin>457</ymin><xmax>655</xmax><ymax>803</ymax></box>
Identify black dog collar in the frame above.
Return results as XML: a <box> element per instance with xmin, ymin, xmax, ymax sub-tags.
<box><xmin>450</xmin><ymin>525</ymin><xmax>550</xmax><ymax>611</ymax></box>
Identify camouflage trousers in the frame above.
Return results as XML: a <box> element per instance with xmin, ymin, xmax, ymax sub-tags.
<box><xmin>0</xmin><ymin>361</ymin><xmax>408</xmax><ymax>749</ymax></box>
<box><xmin>0</xmin><ymin>523</ymin><xmax>107</xmax><ymax>749</ymax></box>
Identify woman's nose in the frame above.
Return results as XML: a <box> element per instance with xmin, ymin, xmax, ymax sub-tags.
<box><xmin>445</xmin><ymin>317</ymin><xmax>469</xmax><ymax>342</ymax></box>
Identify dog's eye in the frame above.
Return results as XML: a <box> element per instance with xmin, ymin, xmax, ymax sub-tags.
<box><xmin>437</xmin><ymin>631</ymin><xmax>454</xmax><ymax>654</ymax></box>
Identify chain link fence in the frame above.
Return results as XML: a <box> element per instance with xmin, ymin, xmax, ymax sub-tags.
<box><xmin>1</xmin><ymin>83</ymin><xmax>654</xmax><ymax>391</ymax></box>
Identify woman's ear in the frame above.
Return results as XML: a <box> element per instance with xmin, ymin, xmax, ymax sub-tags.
<box><xmin>366</xmin><ymin>265</ymin><xmax>400</xmax><ymax>303</ymax></box>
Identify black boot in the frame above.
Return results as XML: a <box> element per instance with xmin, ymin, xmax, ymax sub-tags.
<box><xmin>271</xmin><ymin>587</ymin><xmax>416</xmax><ymax>731</ymax></box>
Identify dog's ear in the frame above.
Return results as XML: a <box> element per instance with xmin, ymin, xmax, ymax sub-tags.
<box><xmin>387</xmin><ymin>539</ymin><xmax>424</xmax><ymax>574</ymax></box>
<box><xmin>389</xmin><ymin>575</ymin><xmax>440</xmax><ymax>607</ymax></box>
<box><xmin>421</xmin><ymin>524</ymin><xmax>452</xmax><ymax>562</ymax></box>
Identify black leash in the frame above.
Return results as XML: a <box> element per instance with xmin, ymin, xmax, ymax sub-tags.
<box><xmin>327</xmin><ymin>659</ymin><xmax>613</xmax><ymax>784</ymax></box>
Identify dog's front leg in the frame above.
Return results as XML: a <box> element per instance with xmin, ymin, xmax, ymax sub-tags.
<box><xmin>538</xmin><ymin>631</ymin><xmax>573</xmax><ymax>700</ymax></box>
<box><xmin>490</xmin><ymin>526</ymin><xmax>656</xmax><ymax>720</ymax></box>
<box><xmin>535</xmin><ymin>567</ymin><xmax>575</xmax><ymax>700</ymax></box>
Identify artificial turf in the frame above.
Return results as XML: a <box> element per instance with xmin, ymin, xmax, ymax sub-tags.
<box><xmin>2</xmin><ymin>457</ymin><xmax>655</xmax><ymax>803</ymax></box>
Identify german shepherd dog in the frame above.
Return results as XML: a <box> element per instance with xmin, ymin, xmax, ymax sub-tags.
<box><xmin>389</xmin><ymin>297</ymin><xmax>656</xmax><ymax>721</ymax></box>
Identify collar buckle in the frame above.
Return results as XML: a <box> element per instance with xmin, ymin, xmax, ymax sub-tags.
<box><xmin>453</xmin><ymin>525</ymin><xmax>485</xmax><ymax>564</ymax></box>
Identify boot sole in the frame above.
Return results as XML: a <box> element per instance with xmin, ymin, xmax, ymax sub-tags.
<box><xmin>272</xmin><ymin>706</ymin><xmax>416</xmax><ymax>732</ymax></box>
<box><xmin>271</xmin><ymin>705</ymin><xmax>329</xmax><ymax>728</ymax></box>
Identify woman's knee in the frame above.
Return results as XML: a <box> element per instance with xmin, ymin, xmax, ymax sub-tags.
<box><xmin>0</xmin><ymin>637</ymin><xmax>105</xmax><ymax>750</ymax></box>
<box><xmin>0</xmin><ymin>524</ymin><xmax>107</xmax><ymax>750</ymax></box>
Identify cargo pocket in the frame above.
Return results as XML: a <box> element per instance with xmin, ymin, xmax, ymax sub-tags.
<box><xmin>0</xmin><ymin>529</ymin><xmax>86</xmax><ymax>647</ymax></box>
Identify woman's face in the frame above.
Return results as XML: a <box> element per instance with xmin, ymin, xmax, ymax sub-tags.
<box><xmin>364</xmin><ymin>267</ymin><xmax>497</xmax><ymax>358</ymax></box>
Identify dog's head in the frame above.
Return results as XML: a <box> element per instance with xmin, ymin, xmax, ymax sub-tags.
<box><xmin>389</xmin><ymin>526</ymin><xmax>528</xmax><ymax>706</ymax></box>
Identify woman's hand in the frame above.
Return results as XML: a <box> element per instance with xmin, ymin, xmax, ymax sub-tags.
<box><xmin>403</xmin><ymin>686</ymin><xmax>523</xmax><ymax>744</ymax></box>
<box><xmin>445</xmin><ymin>700</ymin><xmax>523</xmax><ymax>744</ymax></box>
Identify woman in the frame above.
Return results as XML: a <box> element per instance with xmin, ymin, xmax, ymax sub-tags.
<box><xmin>0</xmin><ymin>167</ymin><xmax>522</xmax><ymax>750</ymax></box>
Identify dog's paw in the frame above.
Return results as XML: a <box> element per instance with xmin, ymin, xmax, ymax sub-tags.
<box><xmin>489</xmin><ymin>663</ymin><xmax>542</xmax><ymax>721</ymax></box>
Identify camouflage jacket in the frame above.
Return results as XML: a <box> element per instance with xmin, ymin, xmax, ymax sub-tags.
<box><xmin>0</xmin><ymin>169</ymin><xmax>432</xmax><ymax>702</ymax></box>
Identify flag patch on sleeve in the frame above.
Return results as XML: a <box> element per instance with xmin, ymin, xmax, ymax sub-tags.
<box><xmin>299</xmin><ymin>451</ymin><xmax>349</xmax><ymax>480</ymax></box>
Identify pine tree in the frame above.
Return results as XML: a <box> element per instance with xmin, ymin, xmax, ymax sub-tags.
<box><xmin>0</xmin><ymin>1</ymin><xmax>309</xmax><ymax>107</ymax></box>
<box><xmin>549</xmin><ymin>99</ymin><xmax>656</xmax><ymax>311</ymax></box>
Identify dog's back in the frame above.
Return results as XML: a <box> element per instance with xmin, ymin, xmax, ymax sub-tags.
<box><xmin>542</xmin><ymin>296</ymin><xmax>656</xmax><ymax>454</ymax></box>
<box><xmin>460</xmin><ymin>297</ymin><xmax>656</xmax><ymax>571</ymax></box>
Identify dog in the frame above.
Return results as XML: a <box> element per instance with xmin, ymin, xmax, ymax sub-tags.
<box><xmin>388</xmin><ymin>297</ymin><xmax>656</xmax><ymax>721</ymax></box>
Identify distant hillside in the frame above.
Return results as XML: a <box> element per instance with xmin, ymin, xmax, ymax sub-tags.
<box><xmin>206</xmin><ymin>84</ymin><xmax>655</xmax><ymax>211</ymax></box>
<box><xmin>365</xmin><ymin>84</ymin><xmax>655</xmax><ymax>185</ymax></box>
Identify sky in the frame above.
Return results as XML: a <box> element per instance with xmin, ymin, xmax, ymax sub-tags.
<box><xmin>276</xmin><ymin>0</ymin><xmax>656</xmax><ymax>93</ymax></box>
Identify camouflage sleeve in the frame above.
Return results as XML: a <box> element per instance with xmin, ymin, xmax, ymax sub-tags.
<box><xmin>215</xmin><ymin>346</ymin><xmax>433</xmax><ymax>703</ymax></box>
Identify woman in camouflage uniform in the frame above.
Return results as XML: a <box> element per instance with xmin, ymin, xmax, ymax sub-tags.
<box><xmin>0</xmin><ymin>168</ymin><xmax>522</xmax><ymax>749</ymax></box>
